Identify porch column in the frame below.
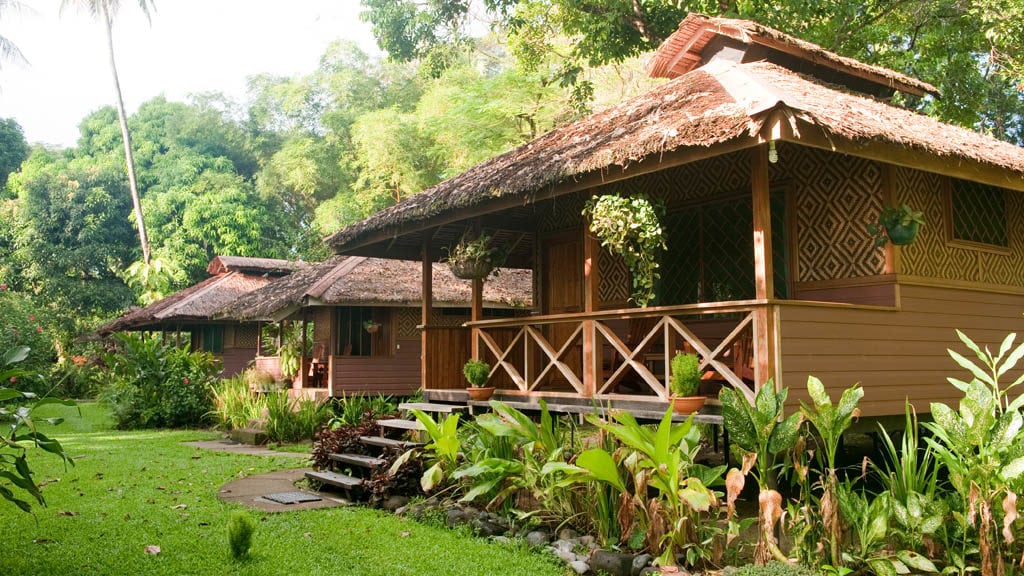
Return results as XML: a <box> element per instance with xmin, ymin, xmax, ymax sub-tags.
<box><xmin>421</xmin><ymin>237</ymin><xmax>433</xmax><ymax>391</ymax></box>
<box><xmin>299</xmin><ymin>314</ymin><xmax>308</xmax><ymax>389</ymax></box>
<box><xmin>582</xmin><ymin>221</ymin><xmax>600</xmax><ymax>397</ymax></box>
<box><xmin>471</xmin><ymin>278</ymin><xmax>483</xmax><ymax>359</ymax></box>
<box><xmin>751</xmin><ymin>144</ymin><xmax>778</xmax><ymax>391</ymax></box>
<box><xmin>255</xmin><ymin>321</ymin><xmax>262</xmax><ymax>357</ymax></box>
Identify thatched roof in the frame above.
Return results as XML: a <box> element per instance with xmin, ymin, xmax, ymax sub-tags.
<box><xmin>95</xmin><ymin>257</ymin><xmax>303</xmax><ymax>335</ymax></box>
<box><xmin>326</xmin><ymin>50</ymin><xmax>1024</xmax><ymax>252</ymax></box>
<box><xmin>207</xmin><ymin>256</ymin><xmax>304</xmax><ymax>276</ymax></box>
<box><xmin>647</xmin><ymin>13</ymin><xmax>939</xmax><ymax>98</ymax></box>
<box><xmin>218</xmin><ymin>256</ymin><xmax>533</xmax><ymax>322</ymax></box>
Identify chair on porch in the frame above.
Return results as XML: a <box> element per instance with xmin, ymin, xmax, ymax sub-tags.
<box><xmin>308</xmin><ymin>342</ymin><xmax>327</xmax><ymax>388</ymax></box>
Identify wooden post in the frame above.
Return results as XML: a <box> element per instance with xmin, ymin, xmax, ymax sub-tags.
<box><xmin>751</xmin><ymin>144</ymin><xmax>778</xmax><ymax>391</ymax></box>
<box><xmin>471</xmin><ymin>277</ymin><xmax>483</xmax><ymax>359</ymax></box>
<box><xmin>582</xmin><ymin>221</ymin><xmax>600</xmax><ymax>397</ymax></box>
<box><xmin>255</xmin><ymin>321</ymin><xmax>262</xmax><ymax>357</ymax></box>
<box><xmin>300</xmin><ymin>314</ymin><xmax>308</xmax><ymax>389</ymax></box>
<box><xmin>421</xmin><ymin>237</ymin><xmax>433</xmax><ymax>392</ymax></box>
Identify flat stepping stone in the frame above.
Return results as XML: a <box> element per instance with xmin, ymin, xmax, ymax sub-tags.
<box><xmin>305</xmin><ymin>470</ymin><xmax>363</xmax><ymax>490</ymax></box>
<box><xmin>377</xmin><ymin>418</ymin><xmax>425</xmax><ymax>431</ymax></box>
<box><xmin>329</xmin><ymin>453</ymin><xmax>387</xmax><ymax>468</ymax></box>
<box><xmin>262</xmin><ymin>491</ymin><xmax>322</xmax><ymax>505</ymax></box>
<box><xmin>399</xmin><ymin>402</ymin><xmax>466</xmax><ymax>414</ymax></box>
<box><xmin>359</xmin><ymin>436</ymin><xmax>423</xmax><ymax>450</ymax></box>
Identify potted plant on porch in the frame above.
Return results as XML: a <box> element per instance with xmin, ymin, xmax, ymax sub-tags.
<box><xmin>867</xmin><ymin>204</ymin><xmax>925</xmax><ymax>247</ymax></box>
<box><xmin>463</xmin><ymin>359</ymin><xmax>495</xmax><ymax>401</ymax></box>
<box><xmin>669</xmin><ymin>352</ymin><xmax>706</xmax><ymax>414</ymax></box>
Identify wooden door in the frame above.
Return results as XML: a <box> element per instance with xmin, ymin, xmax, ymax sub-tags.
<box><xmin>542</xmin><ymin>233</ymin><xmax>583</xmax><ymax>389</ymax></box>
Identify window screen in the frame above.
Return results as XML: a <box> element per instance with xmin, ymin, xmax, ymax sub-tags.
<box><xmin>950</xmin><ymin>179</ymin><xmax>1009</xmax><ymax>247</ymax></box>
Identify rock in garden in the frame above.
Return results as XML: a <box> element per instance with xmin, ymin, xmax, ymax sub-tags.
<box><xmin>553</xmin><ymin>547</ymin><xmax>578</xmax><ymax>564</ymax></box>
<box><xmin>570</xmin><ymin>560</ymin><xmax>590</xmax><ymax>574</ymax></box>
<box><xmin>446</xmin><ymin>508</ymin><xmax>465</xmax><ymax>527</ymax></box>
<box><xmin>559</xmin><ymin>527</ymin><xmax>580</xmax><ymax>541</ymax></box>
<box><xmin>491</xmin><ymin>536</ymin><xmax>511</xmax><ymax>545</ymax></box>
<box><xmin>382</xmin><ymin>495</ymin><xmax>409</xmax><ymax>511</ymax></box>
<box><xmin>525</xmin><ymin>530</ymin><xmax>550</xmax><ymax>548</ymax></box>
<box><xmin>552</xmin><ymin>539</ymin><xmax>575</xmax><ymax>554</ymax></box>
<box><xmin>473</xmin><ymin>519</ymin><xmax>507</xmax><ymax>537</ymax></box>
<box><xmin>578</xmin><ymin>535</ymin><xmax>595</xmax><ymax>547</ymax></box>
<box><xmin>631</xmin><ymin>553</ymin><xmax>654</xmax><ymax>576</ymax></box>
<box><xmin>590</xmin><ymin>550</ymin><xmax>634</xmax><ymax>576</ymax></box>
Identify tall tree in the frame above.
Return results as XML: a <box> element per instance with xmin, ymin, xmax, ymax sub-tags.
<box><xmin>0</xmin><ymin>117</ymin><xmax>28</xmax><ymax>194</ymax></box>
<box><xmin>61</xmin><ymin>0</ymin><xmax>155</xmax><ymax>263</ymax></box>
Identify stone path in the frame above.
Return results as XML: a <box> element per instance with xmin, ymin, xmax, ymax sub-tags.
<box><xmin>186</xmin><ymin>438</ymin><xmax>349</xmax><ymax>512</ymax></box>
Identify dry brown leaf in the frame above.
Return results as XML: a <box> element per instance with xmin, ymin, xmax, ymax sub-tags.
<box><xmin>1004</xmin><ymin>492</ymin><xmax>1018</xmax><ymax>543</ymax></box>
<box><xmin>725</xmin><ymin>468</ymin><xmax>745</xmax><ymax>518</ymax></box>
<box><xmin>144</xmin><ymin>545</ymin><xmax>161</xmax><ymax>555</ymax></box>
<box><xmin>741</xmin><ymin>452</ymin><xmax>757</xmax><ymax>476</ymax></box>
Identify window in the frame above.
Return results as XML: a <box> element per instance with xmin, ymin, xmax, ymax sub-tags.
<box><xmin>336</xmin><ymin>306</ymin><xmax>374</xmax><ymax>356</ymax></box>
<box><xmin>950</xmin><ymin>179</ymin><xmax>1009</xmax><ymax>248</ymax></box>
<box><xmin>198</xmin><ymin>326</ymin><xmax>223</xmax><ymax>353</ymax></box>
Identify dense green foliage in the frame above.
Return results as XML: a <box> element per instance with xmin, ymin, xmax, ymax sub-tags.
<box><xmin>0</xmin><ymin>346</ymin><xmax>75</xmax><ymax>511</ymax></box>
<box><xmin>0</xmin><ymin>117</ymin><xmax>28</xmax><ymax>192</ymax></box>
<box><xmin>99</xmin><ymin>333</ymin><xmax>218</xmax><ymax>429</ymax></box>
<box><xmin>361</xmin><ymin>0</ymin><xmax>1024</xmax><ymax>143</ymax></box>
<box><xmin>0</xmin><ymin>286</ymin><xmax>55</xmax><ymax>393</ymax></box>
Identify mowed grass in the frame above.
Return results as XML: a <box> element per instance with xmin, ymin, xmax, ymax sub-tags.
<box><xmin>1</xmin><ymin>403</ymin><xmax>567</xmax><ymax>576</ymax></box>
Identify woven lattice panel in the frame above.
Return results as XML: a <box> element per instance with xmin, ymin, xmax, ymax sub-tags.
<box><xmin>598</xmin><ymin>249</ymin><xmax>630</xmax><ymax>308</ymax></box>
<box><xmin>430</xmin><ymin>310</ymin><xmax>470</xmax><ymax>328</ymax></box>
<box><xmin>791</xmin><ymin>148</ymin><xmax>885</xmax><ymax>282</ymax></box>
<box><xmin>951</xmin><ymin>179</ymin><xmax>1009</xmax><ymax>247</ymax></box>
<box><xmin>233</xmin><ymin>324</ymin><xmax>259</xmax><ymax>349</ymax></box>
<box><xmin>662</xmin><ymin>209</ymin><xmax>702</xmax><ymax>305</ymax></box>
<box><xmin>895</xmin><ymin>168</ymin><xmax>978</xmax><ymax>281</ymax></box>
<box><xmin>979</xmin><ymin>189</ymin><xmax>1024</xmax><ymax>285</ymax></box>
<box><xmin>539</xmin><ymin>193</ymin><xmax>586</xmax><ymax>234</ymax></box>
<box><xmin>396</xmin><ymin>307</ymin><xmax>421</xmax><ymax>338</ymax></box>
<box><xmin>606</xmin><ymin>150</ymin><xmax>751</xmax><ymax>208</ymax></box>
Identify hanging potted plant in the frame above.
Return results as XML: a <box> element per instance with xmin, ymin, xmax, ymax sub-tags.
<box><xmin>363</xmin><ymin>319</ymin><xmax>382</xmax><ymax>334</ymax></box>
<box><xmin>446</xmin><ymin>234</ymin><xmax>505</xmax><ymax>280</ymax></box>
<box><xmin>867</xmin><ymin>204</ymin><xmax>925</xmax><ymax>247</ymax></box>
<box><xmin>463</xmin><ymin>358</ymin><xmax>494</xmax><ymax>401</ymax></box>
<box><xmin>669</xmin><ymin>352</ymin><xmax>706</xmax><ymax>414</ymax></box>
<box><xmin>582</xmin><ymin>194</ymin><xmax>666</xmax><ymax>307</ymax></box>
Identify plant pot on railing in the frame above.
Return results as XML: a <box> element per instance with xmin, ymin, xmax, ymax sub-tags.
<box><xmin>669</xmin><ymin>352</ymin><xmax>706</xmax><ymax>414</ymax></box>
<box><xmin>463</xmin><ymin>358</ymin><xmax>494</xmax><ymax>401</ymax></box>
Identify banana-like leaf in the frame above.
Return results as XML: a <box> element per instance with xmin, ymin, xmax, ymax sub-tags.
<box><xmin>719</xmin><ymin>387</ymin><xmax>756</xmax><ymax>451</ymax></box>
<box><xmin>1</xmin><ymin>346</ymin><xmax>29</xmax><ymax>366</ymax></box>
<box><xmin>576</xmin><ymin>448</ymin><xmax>626</xmax><ymax>492</ymax></box>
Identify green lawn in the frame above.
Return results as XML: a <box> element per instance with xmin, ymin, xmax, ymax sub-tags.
<box><xmin>1</xmin><ymin>403</ymin><xmax>567</xmax><ymax>575</ymax></box>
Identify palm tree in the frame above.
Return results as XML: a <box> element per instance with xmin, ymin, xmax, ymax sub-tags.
<box><xmin>0</xmin><ymin>0</ymin><xmax>27</xmax><ymax>69</ymax></box>
<box><xmin>61</xmin><ymin>0</ymin><xmax>154</xmax><ymax>264</ymax></box>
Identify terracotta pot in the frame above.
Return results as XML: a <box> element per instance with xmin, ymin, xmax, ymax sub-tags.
<box><xmin>671</xmin><ymin>395</ymin><xmax>707</xmax><ymax>415</ymax></box>
<box><xmin>886</xmin><ymin>221</ymin><xmax>920</xmax><ymax>245</ymax></box>
<box><xmin>365</xmin><ymin>323</ymin><xmax>381</xmax><ymax>334</ymax></box>
<box><xmin>466</xmin><ymin>386</ymin><xmax>495</xmax><ymax>401</ymax></box>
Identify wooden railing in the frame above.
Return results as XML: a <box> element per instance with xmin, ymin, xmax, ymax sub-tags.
<box><xmin>468</xmin><ymin>301</ymin><xmax>766</xmax><ymax>403</ymax></box>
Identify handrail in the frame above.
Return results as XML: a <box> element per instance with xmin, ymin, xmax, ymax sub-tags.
<box><xmin>466</xmin><ymin>299</ymin><xmax>768</xmax><ymax>328</ymax></box>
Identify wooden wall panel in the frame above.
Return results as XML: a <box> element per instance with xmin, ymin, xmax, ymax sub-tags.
<box><xmin>422</xmin><ymin>326</ymin><xmax>471</xmax><ymax>391</ymax></box>
<box><xmin>219</xmin><ymin>348</ymin><xmax>256</xmax><ymax>378</ymax></box>
<box><xmin>793</xmin><ymin>281</ymin><xmax>896</xmax><ymax>306</ymax></box>
<box><xmin>332</xmin><ymin>338</ymin><xmax>422</xmax><ymax>396</ymax></box>
<box><xmin>778</xmin><ymin>283</ymin><xmax>1024</xmax><ymax>417</ymax></box>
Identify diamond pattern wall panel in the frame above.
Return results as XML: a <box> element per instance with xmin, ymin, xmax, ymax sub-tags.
<box><xmin>539</xmin><ymin>193</ymin><xmax>586</xmax><ymax>234</ymax></box>
<box><xmin>598</xmin><ymin>250</ymin><xmax>630</xmax><ymax>308</ymax></box>
<box><xmin>233</xmin><ymin>325</ymin><xmax>259</xmax><ymax>349</ymax></box>
<box><xmin>397</xmin><ymin>307</ymin><xmax>421</xmax><ymax>338</ymax></box>
<box><xmin>788</xmin><ymin>147</ymin><xmax>885</xmax><ymax>282</ymax></box>
<box><xmin>896</xmin><ymin>166</ymin><xmax>1024</xmax><ymax>287</ymax></box>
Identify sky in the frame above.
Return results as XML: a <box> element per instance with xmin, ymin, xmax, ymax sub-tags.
<box><xmin>0</xmin><ymin>0</ymin><xmax>379</xmax><ymax>148</ymax></box>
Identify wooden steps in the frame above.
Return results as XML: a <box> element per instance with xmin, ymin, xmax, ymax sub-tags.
<box><xmin>398</xmin><ymin>402</ymin><xmax>466</xmax><ymax>414</ymax></box>
<box><xmin>329</xmin><ymin>453</ymin><xmax>387</xmax><ymax>468</ymax></box>
<box><xmin>359</xmin><ymin>436</ymin><xmax>423</xmax><ymax>450</ymax></box>
<box><xmin>377</xmin><ymin>418</ymin><xmax>426</xmax><ymax>432</ymax></box>
<box><xmin>305</xmin><ymin>470</ymin><xmax>363</xmax><ymax>490</ymax></box>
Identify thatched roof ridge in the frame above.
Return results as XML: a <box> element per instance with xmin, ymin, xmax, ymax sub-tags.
<box><xmin>219</xmin><ymin>256</ymin><xmax>533</xmax><ymax>322</ymax></box>
<box><xmin>647</xmin><ymin>13</ymin><xmax>939</xmax><ymax>97</ymax></box>
<box><xmin>326</xmin><ymin>56</ymin><xmax>1023</xmax><ymax>252</ymax></box>
<box><xmin>207</xmin><ymin>255</ymin><xmax>305</xmax><ymax>275</ymax></box>
<box><xmin>95</xmin><ymin>272</ymin><xmax>277</xmax><ymax>335</ymax></box>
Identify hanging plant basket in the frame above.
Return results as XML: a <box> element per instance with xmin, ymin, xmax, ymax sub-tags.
<box><xmin>449</xmin><ymin>258</ymin><xmax>495</xmax><ymax>280</ymax></box>
<box><xmin>446</xmin><ymin>234</ymin><xmax>504</xmax><ymax>280</ymax></box>
<box><xmin>868</xmin><ymin>204</ymin><xmax>925</xmax><ymax>247</ymax></box>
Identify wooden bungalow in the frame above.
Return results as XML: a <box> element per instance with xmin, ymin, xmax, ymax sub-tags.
<box><xmin>216</xmin><ymin>256</ymin><xmax>531</xmax><ymax>401</ymax></box>
<box><xmin>96</xmin><ymin>256</ymin><xmax>304</xmax><ymax>377</ymax></box>
<box><xmin>324</xmin><ymin>14</ymin><xmax>1024</xmax><ymax>418</ymax></box>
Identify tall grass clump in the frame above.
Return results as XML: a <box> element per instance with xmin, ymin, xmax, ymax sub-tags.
<box><xmin>227</xmin><ymin>511</ymin><xmax>256</xmax><ymax>560</ymax></box>
<box><xmin>209</xmin><ymin>374</ymin><xmax>267</xmax><ymax>430</ymax></box>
